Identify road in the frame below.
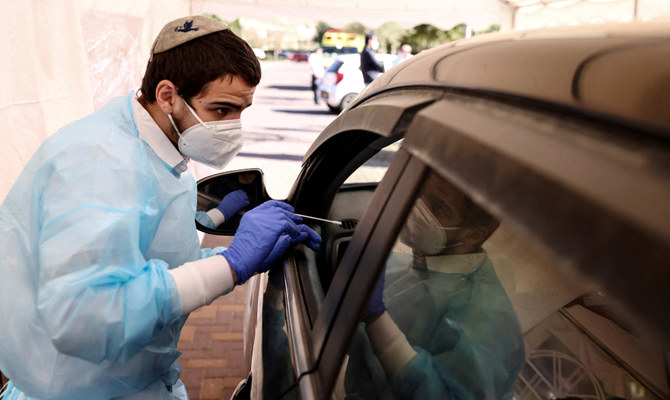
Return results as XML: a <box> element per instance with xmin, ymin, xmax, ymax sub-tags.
<box><xmin>190</xmin><ymin>60</ymin><xmax>337</xmax><ymax>199</ymax></box>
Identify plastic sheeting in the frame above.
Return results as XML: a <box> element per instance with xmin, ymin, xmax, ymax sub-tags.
<box><xmin>0</xmin><ymin>0</ymin><xmax>190</xmax><ymax>202</ymax></box>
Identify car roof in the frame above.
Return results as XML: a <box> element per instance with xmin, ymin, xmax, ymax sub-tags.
<box><xmin>378</xmin><ymin>21</ymin><xmax>670</xmax><ymax>133</ymax></box>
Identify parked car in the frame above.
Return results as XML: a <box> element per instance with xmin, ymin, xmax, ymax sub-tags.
<box><xmin>318</xmin><ymin>53</ymin><xmax>394</xmax><ymax>114</ymax></box>
<box><xmin>252</xmin><ymin>48</ymin><xmax>266</xmax><ymax>60</ymax></box>
<box><xmin>196</xmin><ymin>22</ymin><xmax>670</xmax><ymax>399</ymax></box>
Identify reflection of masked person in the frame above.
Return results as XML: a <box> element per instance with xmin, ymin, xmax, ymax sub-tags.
<box><xmin>399</xmin><ymin>199</ymin><xmax>464</xmax><ymax>255</ymax></box>
<box><xmin>346</xmin><ymin>173</ymin><xmax>524</xmax><ymax>400</ymax></box>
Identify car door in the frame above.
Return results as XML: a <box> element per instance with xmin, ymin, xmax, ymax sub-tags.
<box><xmin>266</xmin><ymin>80</ymin><xmax>670</xmax><ymax>399</ymax></box>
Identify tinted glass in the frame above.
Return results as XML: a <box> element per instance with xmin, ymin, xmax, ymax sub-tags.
<box><xmin>259</xmin><ymin>274</ymin><xmax>297</xmax><ymax>399</ymax></box>
<box><xmin>326</xmin><ymin>60</ymin><xmax>344</xmax><ymax>73</ymax></box>
<box><xmin>332</xmin><ymin>170</ymin><xmax>668</xmax><ymax>399</ymax></box>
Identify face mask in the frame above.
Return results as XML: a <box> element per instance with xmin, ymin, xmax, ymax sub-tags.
<box><xmin>168</xmin><ymin>99</ymin><xmax>243</xmax><ymax>169</ymax></box>
<box><xmin>399</xmin><ymin>198</ymin><xmax>462</xmax><ymax>255</ymax></box>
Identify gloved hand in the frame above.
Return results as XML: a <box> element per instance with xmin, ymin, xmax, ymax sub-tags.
<box><xmin>216</xmin><ymin>190</ymin><xmax>250</xmax><ymax>220</ymax></box>
<box><xmin>221</xmin><ymin>201</ymin><xmax>321</xmax><ymax>285</ymax></box>
<box><xmin>362</xmin><ymin>270</ymin><xmax>386</xmax><ymax>323</ymax></box>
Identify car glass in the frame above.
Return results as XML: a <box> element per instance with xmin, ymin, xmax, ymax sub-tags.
<box><xmin>326</xmin><ymin>60</ymin><xmax>344</xmax><ymax>72</ymax></box>
<box><xmin>332</xmin><ymin>170</ymin><xmax>668</xmax><ymax>399</ymax></box>
<box><xmin>258</xmin><ymin>272</ymin><xmax>298</xmax><ymax>399</ymax></box>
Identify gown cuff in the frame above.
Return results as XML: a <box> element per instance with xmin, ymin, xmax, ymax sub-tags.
<box><xmin>206</xmin><ymin>208</ymin><xmax>226</xmax><ymax>227</ymax></box>
<box><xmin>168</xmin><ymin>255</ymin><xmax>235</xmax><ymax>315</ymax></box>
<box><xmin>365</xmin><ymin>311</ymin><xmax>417</xmax><ymax>377</ymax></box>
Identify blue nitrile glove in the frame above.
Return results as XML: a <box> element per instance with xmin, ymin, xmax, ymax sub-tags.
<box><xmin>221</xmin><ymin>201</ymin><xmax>321</xmax><ymax>285</ymax></box>
<box><xmin>216</xmin><ymin>190</ymin><xmax>250</xmax><ymax>220</ymax></box>
<box><xmin>363</xmin><ymin>270</ymin><xmax>386</xmax><ymax>323</ymax></box>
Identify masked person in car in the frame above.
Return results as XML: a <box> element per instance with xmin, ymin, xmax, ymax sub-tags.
<box><xmin>345</xmin><ymin>171</ymin><xmax>524</xmax><ymax>399</ymax></box>
<box><xmin>0</xmin><ymin>15</ymin><xmax>320</xmax><ymax>400</ymax></box>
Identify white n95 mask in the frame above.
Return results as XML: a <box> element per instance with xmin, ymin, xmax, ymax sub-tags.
<box><xmin>399</xmin><ymin>198</ymin><xmax>462</xmax><ymax>255</ymax></box>
<box><xmin>168</xmin><ymin>99</ymin><xmax>243</xmax><ymax>169</ymax></box>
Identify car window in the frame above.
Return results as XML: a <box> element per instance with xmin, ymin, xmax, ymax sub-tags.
<box><xmin>326</xmin><ymin>60</ymin><xmax>344</xmax><ymax>73</ymax></box>
<box><xmin>331</xmin><ymin>169</ymin><xmax>668</xmax><ymax>399</ymax></box>
<box><xmin>343</xmin><ymin>140</ymin><xmax>402</xmax><ymax>185</ymax></box>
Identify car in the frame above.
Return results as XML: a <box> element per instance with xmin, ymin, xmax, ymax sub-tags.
<box><xmin>291</xmin><ymin>51</ymin><xmax>310</xmax><ymax>62</ymax></box>
<box><xmin>196</xmin><ymin>22</ymin><xmax>670</xmax><ymax>399</ymax></box>
<box><xmin>252</xmin><ymin>48</ymin><xmax>266</xmax><ymax>60</ymax></box>
<box><xmin>318</xmin><ymin>53</ymin><xmax>395</xmax><ymax>114</ymax></box>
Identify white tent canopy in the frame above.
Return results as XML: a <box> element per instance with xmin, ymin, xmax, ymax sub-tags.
<box><xmin>193</xmin><ymin>0</ymin><xmax>512</xmax><ymax>31</ymax></box>
<box><xmin>2</xmin><ymin>0</ymin><xmax>669</xmax><ymax>200</ymax></box>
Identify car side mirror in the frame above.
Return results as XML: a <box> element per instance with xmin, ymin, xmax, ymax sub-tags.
<box><xmin>195</xmin><ymin>168</ymin><xmax>270</xmax><ymax>235</ymax></box>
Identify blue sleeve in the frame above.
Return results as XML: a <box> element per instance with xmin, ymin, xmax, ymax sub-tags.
<box><xmin>201</xmin><ymin>246</ymin><xmax>226</xmax><ymax>258</ymax></box>
<box><xmin>392</xmin><ymin>343</ymin><xmax>499</xmax><ymax>399</ymax></box>
<box><xmin>35</xmin><ymin>143</ymin><xmax>183</xmax><ymax>365</ymax></box>
<box><xmin>390</xmin><ymin>311</ymin><xmax>524</xmax><ymax>400</ymax></box>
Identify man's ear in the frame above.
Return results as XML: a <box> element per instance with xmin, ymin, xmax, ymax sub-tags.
<box><xmin>155</xmin><ymin>80</ymin><xmax>179</xmax><ymax>114</ymax></box>
<box><xmin>464</xmin><ymin>226</ymin><xmax>489</xmax><ymax>247</ymax></box>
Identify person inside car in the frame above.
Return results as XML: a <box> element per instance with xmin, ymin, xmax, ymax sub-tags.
<box><xmin>345</xmin><ymin>171</ymin><xmax>525</xmax><ymax>399</ymax></box>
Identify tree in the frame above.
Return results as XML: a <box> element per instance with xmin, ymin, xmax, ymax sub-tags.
<box><xmin>343</xmin><ymin>22</ymin><xmax>368</xmax><ymax>36</ymax></box>
<box><xmin>204</xmin><ymin>14</ymin><xmax>243</xmax><ymax>38</ymax></box>
<box><xmin>204</xmin><ymin>13</ymin><xmax>223</xmax><ymax>23</ymax></box>
<box><xmin>478</xmin><ymin>24</ymin><xmax>501</xmax><ymax>35</ymax></box>
<box><xmin>400</xmin><ymin>24</ymin><xmax>447</xmax><ymax>52</ymax></box>
<box><xmin>226</xmin><ymin>18</ymin><xmax>243</xmax><ymax>37</ymax></box>
<box><xmin>376</xmin><ymin>21</ymin><xmax>404</xmax><ymax>54</ymax></box>
<box><xmin>445</xmin><ymin>23</ymin><xmax>466</xmax><ymax>41</ymax></box>
<box><xmin>313</xmin><ymin>21</ymin><xmax>332</xmax><ymax>44</ymax></box>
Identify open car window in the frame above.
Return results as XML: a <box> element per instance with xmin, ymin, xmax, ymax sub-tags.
<box><xmin>323</xmin><ymin>140</ymin><xmax>402</xmax><ymax>277</ymax></box>
<box><xmin>343</xmin><ymin>140</ymin><xmax>402</xmax><ymax>185</ymax></box>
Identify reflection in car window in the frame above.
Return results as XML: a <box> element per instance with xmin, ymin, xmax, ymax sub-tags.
<box><xmin>343</xmin><ymin>141</ymin><xmax>401</xmax><ymax>185</ymax></box>
<box><xmin>339</xmin><ymin>170</ymin><xmax>525</xmax><ymax>399</ymax></box>
<box><xmin>333</xmin><ymin>170</ymin><xmax>669</xmax><ymax>399</ymax></box>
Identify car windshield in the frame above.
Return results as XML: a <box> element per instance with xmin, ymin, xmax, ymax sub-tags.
<box><xmin>322</xmin><ymin>46</ymin><xmax>359</xmax><ymax>56</ymax></box>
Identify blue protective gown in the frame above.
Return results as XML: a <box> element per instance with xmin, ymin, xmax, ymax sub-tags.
<box><xmin>0</xmin><ymin>94</ymin><xmax>220</xmax><ymax>399</ymax></box>
<box><xmin>345</xmin><ymin>252</ymin><xmax>525</xmax><ymax>399</ymax></box>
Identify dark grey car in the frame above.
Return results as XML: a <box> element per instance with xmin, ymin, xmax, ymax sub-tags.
<box><xmin>196</xmin><ymin>22</ymin><xmax>670</xmax><ymax>399</ymax></box>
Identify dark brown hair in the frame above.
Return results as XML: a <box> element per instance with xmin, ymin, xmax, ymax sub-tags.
<box><xmin>141</xmin><ymin>29</ymin><xmax>261</xmax><ymax>102</ymax></box>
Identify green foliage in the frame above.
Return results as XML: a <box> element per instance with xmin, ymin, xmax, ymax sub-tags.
<box><xmin>203</xmin><ymin>13</ymin><xmax>224</xmax><ymax>23</ymax></box>
<box><xmin>400</xmin><ymin>24</ymin><xmax>446</xmax><ymax>52</ymax></box>
<box><xmin>478</xmin><ymin>24</ymin><xmax>501</xmax><ymax>34</ymax></box>
<box><xmin>446</xmin><ymin>24</ymin><xmax>466</xmax><ymax>41</ymax></box>
<box><xmin>399</xmin><ymin>23</ymin><xmax>477</xmax><ymax>52</ymax></box>
<box><xmin>313</xmin><ymin>21</ymin><xmax>333</xmax><ymax>44</ymax></box>
<box><xmin>343</xmin><ymin>22</ymin><xmax>368</xmax><ymax>36</ymax></box>
<box><xmin>203</xmin><ymin>14</ymin><xmax>243</xmax><ymax>37</ymax></box>
<box><xmin>227</xmin><ymin>19</ymin><xmax>243</xmax><ymax>37</ymax></box>
<box><xmin>376</xmin><ymin>21</ymin><xmax>404</xmax><ymax>54</ymax></box>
